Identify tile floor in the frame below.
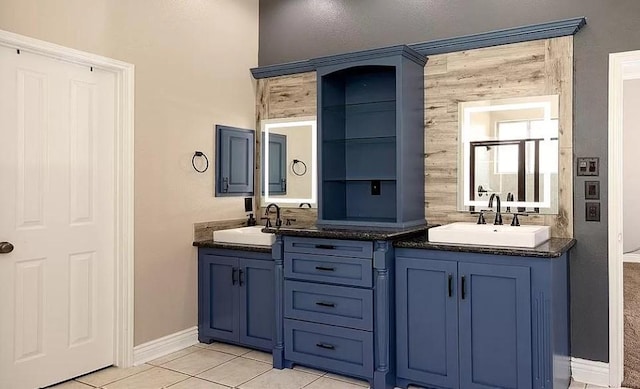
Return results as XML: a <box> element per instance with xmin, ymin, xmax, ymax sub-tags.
<box><xmin>46</xmin><ymin>342</ymin><xmax>610</xmax><ymax>389</ymax></box>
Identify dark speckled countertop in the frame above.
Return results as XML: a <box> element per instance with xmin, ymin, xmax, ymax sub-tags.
<box><xmin>263</xmin><ymin>224</ymin><xmax>428</xmax><ymax>241</ymax></box>
<box><xmin>193</xmin><ymin>240</ymin><xmax>272</xmax><ymax>253</ymax></box>
<box><xmin>395</xmin><ymin>231</ymin><xmax>576</xmax><ymax>258</ymax></box>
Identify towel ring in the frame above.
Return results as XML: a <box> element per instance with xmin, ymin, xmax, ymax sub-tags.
<box><xmin>292</xmin><ymin>159</ymin><xmax>307</xmax><ymax>176</ymax></box>
<box><xmin>192</xmin><ymin>151</ymin><xmax>209</xmax><ymax>173</ymax></box>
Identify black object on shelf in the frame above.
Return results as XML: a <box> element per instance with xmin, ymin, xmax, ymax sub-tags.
<box><xmin>192</xmin><ymin>151</ymin><xmax>209</xmax><ymax>173</ymax></box>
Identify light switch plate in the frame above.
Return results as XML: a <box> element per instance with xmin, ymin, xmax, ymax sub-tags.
<box><xmin>577</xmin><ymin>157</ymin><xmax>599</xmax><ymax>176</ymax></box>
<box><xmin>585</xmin><ymin>181</ymin><xmax>600</xmax><ymax>200</ymax></box>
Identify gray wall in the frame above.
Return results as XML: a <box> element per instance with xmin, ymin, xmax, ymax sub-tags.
<box><xmin>259</xmin><ymin>0</ymin><xmax>640</xmax><ymax>362</ymax></box>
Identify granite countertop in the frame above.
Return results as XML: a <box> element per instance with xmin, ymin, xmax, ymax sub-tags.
<box><xmin>193</xmin><ymin>240</ymin><xmax>272</xmax><ymax>253</ymax></box>
<box><xmin>262</xmin><ymin>224</ymin><xmax>429</xmax><ymax>241</ymax></box>
<box><xmin>394</xmin><ymin>232</ymin><xmax>576</xmax><ymax>258</ymax></box>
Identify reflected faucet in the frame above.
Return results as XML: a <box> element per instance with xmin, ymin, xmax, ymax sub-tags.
<box><xmin>299</xmin><ymin>203</ymin><xmax>312</xmax><ymax>208</ymax></box>
<box><xmin>488</xmin><ymin>194</ymin><xmax>503</xmax><ymax>225</ymax></box>
<box><xmin>506</xmin><ymin>192</ymin><xmax>514</xmax><ymax>212</ymax></box>
<box><xmin>265</xmin><ymin>203</ymin><xmax>282</xmax><ymax>228</ymax></box>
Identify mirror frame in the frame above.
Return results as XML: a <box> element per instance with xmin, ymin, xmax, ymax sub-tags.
<box><xmin>261</xmin><ymin>117</ymin><xmax>317</xmax><ymax>206</ymax></box>
<box><xmin>458</xmin><ymin>96</ymin><xmax>559</xmax><ymax>212</ymax></box>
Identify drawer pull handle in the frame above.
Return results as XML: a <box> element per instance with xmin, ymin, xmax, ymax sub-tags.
<box><xmin>315</xmin><ymin>244</ymin><xmax>335</xmax><ymax>250</ymax></box>
<box><xmin>315</xmin><ymin>301</ymin><xmax>336</xmax><ymax>308</ymax></box>
<box><xmin>315</xmin><ymin>266</ymin><xmax>335</xmax><ymax>272</ymax></box>
<box><xmin>316</xmin><ymin>342</ymin><xmax>335</xmax><ymax>350</ymax></box>
<box><xmin>448</xmin><ymin>274</ymin><xmax>453</xmax><ymax>297</ymax></box>
<box><xmin>461</xmin><ymin>275</ymin><xmax>466</xmax><ymax>300</ymax></box>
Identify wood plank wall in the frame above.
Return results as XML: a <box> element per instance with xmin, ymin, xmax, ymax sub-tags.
<box><xmin>425</xmin><ymin>37</ymin><xmax>573</xmax><ymax>237</ymax></box>
<box><xmin>254</xmin><ymin>37</ymin><xmax>573</xmax><ymax>237</ymax></box>
<box><xmin>255</xmin><ymin>72</ymin><xmax>318</xmax><ymax>226</ymax></box>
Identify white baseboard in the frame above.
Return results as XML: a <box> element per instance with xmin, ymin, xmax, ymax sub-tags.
<box><xmin>624</xmin><ymin>253</ymin><xmax>640</xmax><ymax>263</ymax></box>
<box><xmin>571</xmin><ymin>357</ymin><xmax>610</xmax><ymax>387</ymax></box>
<box><xmin>133</xmin><ymin>326</ymin><xmax>199</xmax><ymax>365</ymax></box>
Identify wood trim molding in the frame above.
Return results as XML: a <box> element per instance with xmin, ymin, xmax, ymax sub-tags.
<box><xmin>0</xmin><ymin>29</ymin><xmax>136</xmax><ymax>368</ymax></box>
<box><xmin>608</xmin><ymin>49</ymin><xmax>640</xmax><ymax>388</ymax></box>
<box><xmin>251</xmin><ymin>17</ymin><xmax>586</xmax><ymax>79</ymax></box>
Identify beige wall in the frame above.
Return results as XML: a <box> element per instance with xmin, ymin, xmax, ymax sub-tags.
<box><xmin>0</xmin><ymin>0</ymin><xmax>259</xmax><ymax>345</ymax></box>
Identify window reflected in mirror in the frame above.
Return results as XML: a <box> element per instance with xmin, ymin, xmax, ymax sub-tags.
<box><xmin>458</xmin><ymin>95</ymin><xmax>559</xmax><ymax>214</ymax></box>
<box><xmin>261</xmin><ymin>117</ymin><xmax>317</xmax><ymax>208</ymax></box>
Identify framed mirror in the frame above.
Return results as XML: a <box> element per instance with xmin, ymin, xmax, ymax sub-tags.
<box><xmin>261</xmin><ymin>117</ymin><xmax>317</xmax><ymax>207</ymax></box>
<box><xmin>458</xmin><ymin>95</ymin><xmax>559</xmax><ymax>214</ymax></box>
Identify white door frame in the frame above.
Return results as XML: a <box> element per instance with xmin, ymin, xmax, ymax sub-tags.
<box><xmin>0</xmin><ymin>29</ymin><xmax>135</xmax><ymax>368</ymax></box>
<box><xmin>608</xmin><ymin>49</ymin><xmax>640</xmax><ymax>388</ymax></box>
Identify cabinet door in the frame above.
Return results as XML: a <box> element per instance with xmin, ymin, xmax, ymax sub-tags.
<box><xmin>396</xmin><ymin>256</ymin><xmax>459</xmax><ymax>389</ymax></box>
<box><xmin>239</xmin><ymin>258</ymin><xmax>275</xmax><ymax>350</ymax></box>
<box><xmin>458</xmin><ymin>262</ymin><xmax>532</xmax><ymax>389</ymax></box>
<box><xmin>199</xmin><ymin>254</ymin><xmax>239</xmax><ymax>342</ymax></box>
<box><xmin>216</xmin><ymin>125</ymin><xmax>254</xmax><ymax>196</ymax></box>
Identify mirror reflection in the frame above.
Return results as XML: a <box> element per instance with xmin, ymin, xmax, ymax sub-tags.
<box><xmin>261</xmin><ymin>117</ymin><xmax>317</xmax><ymax>207</ymax></box>
<box><xmin>458</xmin><ymin>95</ymin><xmax>559</xmax><ymax>214</ymax></box>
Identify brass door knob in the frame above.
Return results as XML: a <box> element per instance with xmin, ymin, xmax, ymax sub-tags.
<box><xmin>0</xmin><ymin>242</ymin><xmax>14</xmax><ymax>254</ymax></box>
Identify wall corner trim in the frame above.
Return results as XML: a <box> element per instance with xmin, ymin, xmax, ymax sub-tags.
<box><xmin>133</xmin><ymin>326</ymin><xmax>199</xmax><ymax>366</ymax></box>
<box><xmin>250</xmin><ymin>16</ymin><xmax>586</xmax><ymax>79</ymax></box>
<box><xmin>570</xmin><ymin>357</ymin><xmax>610</xmax><ymax>387</ymax></box>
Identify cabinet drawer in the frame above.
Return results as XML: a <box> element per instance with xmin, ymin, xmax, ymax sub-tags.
<box><xmin>284</xmin><ymin>253</ymin><xmax>372</xmax><ymax>287</ymax></box>
<box><xmin>284</xmin><ymin>319</ymin><xmax>373</xmax><ymax>379</ymax></box>
<box><xmin>284</xmin><ymin>237</ymin><xmax>373</xmax><ymax>259</ymax></box>
<box><xmin>285</xmin><ymin>281</ymin><xmax>373</xmax><ymax>331</ymax></box>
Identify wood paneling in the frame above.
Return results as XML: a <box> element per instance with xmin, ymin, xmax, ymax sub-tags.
<box><xmin>425</xmin><ymin>37</ymin><xmax>573</xmax><ymax>238</ymax></box>
<box><xmin>255</xmin><ymin>73</ymin><xmax>318</xmax><ymax>221</ymax></box>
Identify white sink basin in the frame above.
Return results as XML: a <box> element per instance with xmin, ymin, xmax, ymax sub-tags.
<box><xmin>428</xmin><ymin>222</ymin><xmax>550</xmax><ymax>248</ymax></box>
<box><xmin>213</xmin><ymin>226</ymin><xmax>275</xmax><ymax>247</ymax></box>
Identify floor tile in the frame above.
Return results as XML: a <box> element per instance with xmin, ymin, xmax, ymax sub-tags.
<box><xmin>167</xmin><ymin>376</ymin><xmax>230</xmax><ymax>389</ymax></box>
<box><xmin>76</xmin><ymin>364</ymin><xmax>153</xmax><ymax>387</ymax></box>
<box><xmin>197</xmin><ymin>357</ymin><xmax>272</xmax><ymax>387</ymax></box>
<box><xmin>324</xmin><ymin>372</ymin><xmax>370</xmax><ymax>387</ymax></box>
<box><xmin>102</xmin><ymin>367</ymin><xmax>188</xmax><ymax>389</ymax></box>
<box><xmin>238</xmin><ymin>368</ymin><xmax>320</xmax><ymax>389</ymax></box>
<box><xmin>198</xmin><ymin>342</ymin><xmax>253</xmax><ymax>356</ymax></box>
<box><xmin>47</xmin><ymin>381</ymin><xmax>94</xmax><ymax>389</ymax></box>
<box><xmin>148</xmin><ymin>345</ymin><xmax>201</xmax><ymax>366</ymax></box>
<box><xmin>304</xmin><ymin>376</ymin><xmax>369</xmax><ymax>389</ymax></box>
<box><xmin>242</xmin><ymin>349</ymin><xmax>273</xmax><ymax>364</ymax></box>
<box><xmin>161</xmin><ymin>348</ymin><xmax>236</xmax><ymax>376</ymax></box>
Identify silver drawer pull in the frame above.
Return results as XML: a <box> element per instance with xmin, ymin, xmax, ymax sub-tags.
<box><xmin>315</xmin><ymin>266</ymin><xmax>335</xmax><ymax>272</ymax></box>
<box><xmin>316</xmin><ymin>342</ymin><xmax>335</xmax><ymax>350</ymax></box>
<box><xmin>315</xmin><ymin>301</ymin><xmax>336</xmax><ymax>308</ymax></box>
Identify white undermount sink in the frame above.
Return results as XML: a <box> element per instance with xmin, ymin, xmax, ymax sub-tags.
<box><xmin>428</xmin><ymin>222</ymin><xmax>550</xmax><ymax>248</ymax></box>
<box><xmin>213</xmin><ymin>226</ymin><xmax>275</xmax><ymax>247</ymax></box>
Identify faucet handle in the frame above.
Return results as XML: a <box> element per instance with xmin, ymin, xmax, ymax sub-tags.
<box><xmin>285</xmin><ymin>218</ymin><xmax>296</xmax><ymax>226</ymax></box>
<box><xmin>510</xmin><ymin>213</ymin><xmax>529</xmax><ymax>227</ymax></box>
<box><xmin>470</xmin><ymin>210</ymin><xmax>487</xmax><ymax>224</ymax></box>
<box><xmin>260</xmin><ymin>217</ymin><xmax>272</xmax><ymax>228</ymax></box>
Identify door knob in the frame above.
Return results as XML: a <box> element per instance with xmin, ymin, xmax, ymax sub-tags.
<box><xmin>0</xmin><ymin>242</ymin><xmax>14</xmax><ymax>254</ymax></box>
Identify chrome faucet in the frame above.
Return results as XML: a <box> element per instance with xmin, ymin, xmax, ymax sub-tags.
<box><xmin>265</xmin><ymin>203</ymin><xmax>282</xmax><ymax>228</ymax></box>
<box><xmin>488</xmin><ymin>194</ymin><xmax>503</xmax><ymax>225</ymax></box>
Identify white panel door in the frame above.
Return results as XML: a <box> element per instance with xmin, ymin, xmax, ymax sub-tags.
<box><xmin>0</xmin><ymin>45</ymin><xmax>116</xmax><ymax>389</ymax></box>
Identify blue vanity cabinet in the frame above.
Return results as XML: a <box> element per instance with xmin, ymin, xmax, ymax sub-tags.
<box><xmin>273</xmin><ymin>235</ymin><xmax>396</xmax><ymax>389</ymax></box>
<box><xmin>215</xmin><ymin>125</ymin><xmax>255</xmax><ymax>196</ymax></box>
<box><xmin>312</xmin><ymin>46</ymin><xmax>427</xmax><ymax>229</ymax></box>
<box><xmin>198</xmin><ymin>248</ymin><xmax>274</xmax><ymax>351</ymax></box>
<box><xmin>395</xmin><ymin>248</ymin><xmax>570</xmax><ymax>389</ymax></box>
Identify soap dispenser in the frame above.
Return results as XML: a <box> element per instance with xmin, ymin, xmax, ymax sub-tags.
<box><xmin>245</xmin><ymin>197</ymin><xmax>257</xmax><ymax>226</ymax></box>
